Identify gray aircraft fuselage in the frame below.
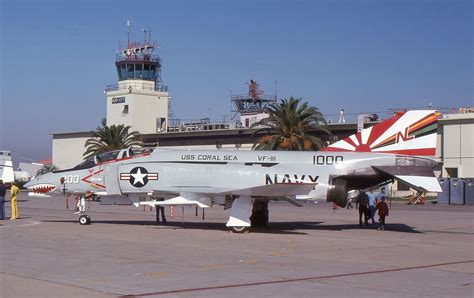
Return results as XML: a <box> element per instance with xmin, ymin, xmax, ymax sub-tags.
<box><xmin>26</xmin><ymin>148</ymin><xmax>435</xmax><ymax>202</ymax></box>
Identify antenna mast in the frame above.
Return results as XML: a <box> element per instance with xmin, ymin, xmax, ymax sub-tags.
<box><xmin>127</xmin><ymin>20</ymin><xmax>131</xmax><ymax>48</ymax></box>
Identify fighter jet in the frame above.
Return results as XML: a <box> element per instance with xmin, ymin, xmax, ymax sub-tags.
<box><xmin>25</xmin><ymin>110</ymin><xmax>442</xmax><ymax>232</ymax></box>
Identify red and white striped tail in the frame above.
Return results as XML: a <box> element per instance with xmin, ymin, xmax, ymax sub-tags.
<box><xmin>322</xmin><ymin>110</ymin><xmax>441</xmax><ymax>156</ymax></box>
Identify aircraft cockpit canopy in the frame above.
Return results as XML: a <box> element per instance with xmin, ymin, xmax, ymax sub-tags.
<box><xmin>59</xmin><ymin>147</ymin><xmax>155</xmax><ymax>172</ymax></box>
<box><xmin>71</xmin><ymin>151</ymin><xmax>120</xmax><ymax>171</ymax></box>
<box><xmin>72</xmin><ymin>157</ymin><xmax>95</xmax><ymax>170</ymax></box>
<box><xmin>129</xmin><ymin>147</ymin><xmax>154</xmax><ymax>156</ymax></box>
<box><xmin>95</xmin><ymin>151</ymin><xmax>120</xmax><ymax>164</ymax></box>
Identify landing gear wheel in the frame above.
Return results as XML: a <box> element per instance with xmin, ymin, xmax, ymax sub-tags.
<box><xmin>79</xmin><ymin>215</ymin><xmax>91</xmax><ymax>225</ymax></box>
<box><xmin>250</xmin><ymin>200</ymin><xmax>269</xmax><ymax>227</ymax></box>
<box><xmin>229</xmin><ymin>226</ymin><xmax>250</xmax><ymax>233</ymax></box>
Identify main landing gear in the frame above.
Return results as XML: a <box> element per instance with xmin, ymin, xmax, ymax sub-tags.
<box><xmin>75</xmin><ymin>196</ymin><xmax>92</xmax><ymax>225</ymax></box>
<box><xmin>250</xmin><ymin>200</ymin><xmax>269</xmax><ymax>228</ymax></box>
<box><xmin>229</xmin><ymin>225</ymin><xmax>250</xmax><ymax>233</ymax></box>
<box><xmin>226</xmin><ymin>197</ymin><xmax>270</xmax><ymax>233</ymax></box>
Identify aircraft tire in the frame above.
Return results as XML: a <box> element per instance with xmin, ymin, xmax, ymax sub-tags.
<box><xmin>85</xmin><ymin>215</ymin><xmax>91</xmax><ymax>225</ymax></box>
<box><xmin>79</xmin><ymin>215</ymin><xmax>89</xmax><ymax>225</ymax></box>
<box><xmin>229</xmin><ymin>226</ymin><xmax>250</xmax><ymax>233</ymax></box>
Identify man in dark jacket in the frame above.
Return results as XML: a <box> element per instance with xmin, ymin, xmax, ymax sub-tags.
<box><xmin>356</xmin><ymin>192</ymin><xmax>369</xmax><ymax>227</ymax></box>
<box><xmin>0</xmin><ymin>180</ymin><xmax>7</xmax><ymax>220</ymax></box>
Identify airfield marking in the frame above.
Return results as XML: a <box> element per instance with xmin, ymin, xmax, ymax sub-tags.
<box><xmin>0</xmin><ymin>272</ymin><xmax>116</xmax><ymax>296</ymax></box>
<box><xmin>0</xmin><ymin>220</ymin><xmax>41</xmax><ymax>228</ymax></box>
<box><xmin>120</xmin><ymin>260</ymin><xmax>474</xmax><ymax>297</ymax></box>
<box><xmin>201</xmin><ymin>264</ymin><xmax>225</xmax><ymax>271</ymax></box>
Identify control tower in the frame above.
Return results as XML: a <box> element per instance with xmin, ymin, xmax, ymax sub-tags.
<box><xmin>105</xmin><ymin>25</ymin><xmax>169</xmax><ymax>133</ymax></box>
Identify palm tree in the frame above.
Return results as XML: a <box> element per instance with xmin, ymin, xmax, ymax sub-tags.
<box><xmin>83</xmin><ymin>124</ymin><xmax>142</xmax><ymax>159</ymax></box>
<box><xmin>252</xmin><ymin>97</ymin><xmax>330</xmax><ymax>151</ymax></box>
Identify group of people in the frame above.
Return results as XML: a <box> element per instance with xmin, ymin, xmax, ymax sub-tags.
<box><xmin>355</xmin><ymin>187</ymin><xmax>389</xmax><ymax>230</ymax></box>
<box><xmin>0</xmin><ymin>180</ymin><xmax>20</xmax><ymax>221</ymax></box>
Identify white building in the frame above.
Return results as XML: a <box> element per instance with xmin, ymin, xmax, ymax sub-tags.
<box><xmin>437</xmin><ymin>111</ymin><xmax>474</xmax><ymax>178</ymax></box>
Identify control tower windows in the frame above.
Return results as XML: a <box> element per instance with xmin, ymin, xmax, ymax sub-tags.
<box><xmin>150</xmin><ymin>65</ymin><xmax>156</xmax><ymax>79</ymax></box>
<box><xmin>119</xmin><ymin>65</ymin><xmax>127</xmax><ymax>80</ymax></box>
<box><xmin>143</xmin><ymin>64</ymin><xmax>150</xmax><ymax>79</ymax></box>
<box><xmin>115</xmin><ymin>61</ymin><xmax>159</xmax><ymax>81</ymax></box>
<box><xmin>135</xmin><ymin>64</ymin><xmax>143</xmax><ymax>79</ymax></box>
<box><xmin>127</xmin><ymin>64</ymin><xmax>134</xmax><ymax>78</ymax></box>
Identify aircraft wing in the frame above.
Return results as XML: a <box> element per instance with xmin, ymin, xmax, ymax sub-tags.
<box><xmin>372</xmin><ymin>165</ymin><xmax>442</xmax><ymax>192</ymax></box>
<box><xmin>221</xmin><ymin>182</ymin><xmax>316</xmax><ymax>197</ymax></box>
<box><xmin>139</xmin><ymin>183</ymin><xmax>316</xmax><ymax>209</ymax></box>
<box><xmin>150</xmin><ymin>182</ymin><xmax>316</xmax><ymax>198</ymax></box>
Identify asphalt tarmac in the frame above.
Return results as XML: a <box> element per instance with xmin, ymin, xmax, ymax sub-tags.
<box><xmin>0</xmin><ymin>193</ymin><xmax>473</xmax><ymax>297</ymax></box>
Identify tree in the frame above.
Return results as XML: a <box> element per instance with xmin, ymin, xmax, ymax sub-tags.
<box><xmin>252</xmin><ymin>97</ymin><xmax>330</xmax><ymax>151</ymax></box>
<box><xmin>83</xmin><ymin>124</ymin><xmax>142</xmax><ymax>159</ymax></box>
<box><xmin>36</xmin><ymin>164</ymin><xmax>58</xmax><ymax>176</ymax></box>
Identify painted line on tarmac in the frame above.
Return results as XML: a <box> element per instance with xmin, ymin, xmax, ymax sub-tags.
<box><xmin>120</xmin><ymin>260</ymin><xmax>474</xmax><ymax>297</ymax></box>
<box><xmin>0</xmin><ymin>272</ymin><xmax>117</xmax><ymax>296</ymax></box>
<box><xmin>0</xmin><ymin>220</ymin><xmax>41</xmax><ymax>228</ymax></box>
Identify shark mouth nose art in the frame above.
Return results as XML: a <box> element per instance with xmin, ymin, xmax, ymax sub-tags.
<box><xmin>30</xmin><ymin>184</ymin><xmax>57</xmax><ymax>194</ymax></box>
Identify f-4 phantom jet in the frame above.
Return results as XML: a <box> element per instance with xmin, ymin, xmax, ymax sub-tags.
<box><xmin>25</xmin><ymin>110</ymin><xmax>442</xmax><ymax>232</ymax></box>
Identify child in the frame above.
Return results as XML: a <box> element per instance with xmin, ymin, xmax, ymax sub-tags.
<box><xmin>375</xmin><ymin>197</ymin><xmax>389</xmax><ymax>230</ymax></box>
<box><xmin>346</xmin><ymin>197</ymin><xmax>353</xmax><ymax>209</ymax></box>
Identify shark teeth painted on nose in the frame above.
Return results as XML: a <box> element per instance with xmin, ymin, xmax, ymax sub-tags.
<box><xmin>31</xmin><ymin>184</ymin><xmax>57</xmax><ymax>194</ymax></box>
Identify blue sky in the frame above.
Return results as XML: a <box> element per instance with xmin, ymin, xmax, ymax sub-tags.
<box><xmin>0</xmin><ymin>0</ymin><xmax>472</xmax><ymax>165</ymax></box>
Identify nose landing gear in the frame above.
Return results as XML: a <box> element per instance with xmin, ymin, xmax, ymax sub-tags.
<box><xmin>79</xmin><ymin>214</ymin><xmax>91</xmax><ymax>225</ymax></box>
<box><xmin>75</xmin><ymin>196</ymin><xmax>92</xmax><ymax>225</ymax></box>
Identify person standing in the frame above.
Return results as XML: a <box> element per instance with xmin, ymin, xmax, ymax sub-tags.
<box><xmin>155</xmin><ymin>198</ymin><xmax>167</xmax><ymax>224</ymax></box>
<box><xmin>367</xmin><ymin>190</ymin><xmax>376</xmax><ymax>224</ymax></box>
<box><xmin>346</xmin><ymin>197</ymin><xmax>353</xmax><ymax>209</ymax></box>
<box><xmin>10</xmin><ymin>182</ymin><xmax>20</xmax><ymax>220</ymax></box>
<box><xmin>377</xmin><ymin>187</ymin><xmax>387</xmax><ymax>204</ymax></box>
<box><xmin>339</xmin><ymin>109</ymin><xmax>346</xmax><ymax>123</ymax></box>
<box><xmin>356</xmin><ymin>192</ymin><xmax>369</xmax><ymax>227</ymax></box>
<box><xmin>376</xmin><ymin>197</ymin><xmax>389</xmax><ymax>230</ymax></box>
<box><xmin>0</xmin><ymin>180</ymin><xmax>7</xmax><ymax>220</ymax></box>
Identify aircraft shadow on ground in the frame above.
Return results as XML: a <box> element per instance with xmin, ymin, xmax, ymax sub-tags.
<box><xmin>40</xmin><ymin>219</ymin><xmax>307</xmax><ymax>234</ymax></box>
<box><xmin>269</xmin><ymin>221</ymin><xmax>423</xmax><ymax>234</ymax></box>
<box><xmin>40</xmin><ymin>219</ymin><xmax>422</xmax><ymax>234</ymax></box>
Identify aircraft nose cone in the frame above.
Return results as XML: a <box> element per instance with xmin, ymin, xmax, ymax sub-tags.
<box><xmin>24</xmin><ymin>173</ymin><xmax>59</xmax><ymax>194</ymax></box>
<box><xmin>24</xmin><ymin>180</ymin><xmax>33</xmax><ymax>189</ymax></box>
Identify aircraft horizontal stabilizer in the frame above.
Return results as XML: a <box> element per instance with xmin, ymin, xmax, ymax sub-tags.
<box><xmin>229</xmin><ymin>183</ymin><xmax>316</xmax><ymax>197</ymax></box>
<box><xmin>393</xmin><ymin>175</ymin><xmax>442</xmax><ymax>193</ymax></box>
<box><xmin>372</xmin><ymin>166</ymin><xmax>442</xmax><ymax>193</ymax></box>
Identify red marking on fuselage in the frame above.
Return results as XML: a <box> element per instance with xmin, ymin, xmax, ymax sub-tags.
<box><xmin>81</xmin><ymin>169</ymin><xmax>105</xmax><ymax>189</ymax></box>
<box><xmin>32</xmin><ymin>185</ymin><xmax>57</xmax><ymax>194</ymax></box>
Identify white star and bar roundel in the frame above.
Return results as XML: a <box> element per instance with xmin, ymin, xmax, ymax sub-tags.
<box><xmin>120</xmin><ymin>167</ymin><xmax>158</xmax><ymax>187</ymax></box>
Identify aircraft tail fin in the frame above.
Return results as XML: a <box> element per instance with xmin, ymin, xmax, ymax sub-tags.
<box><xmin>322</xmin><ymin>110</ymin><xmax>441</xmax><ymax>156</ymax></box>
